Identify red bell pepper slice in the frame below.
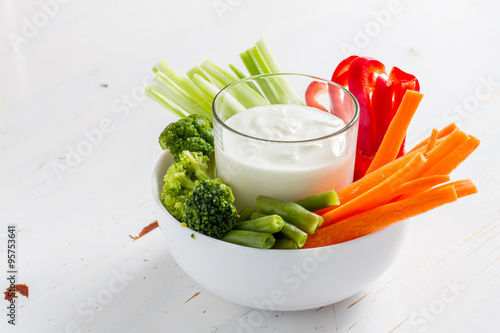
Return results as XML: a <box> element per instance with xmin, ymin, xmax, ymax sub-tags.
<box><xmin>388</xmin><ymin>66</ymin><xmax>420</xmax><ymax>117</ymax></box>
<box><xmin>327</xmin><ymin>56</ymin><xmax>360</xmax><ymax>123</ymax></box>
<box><xmin>305</xmin><ymin>56</ymin><xmax>361</xmax><ymax>120</ymax></box>
<box><xmin>304</xmin><ymin>80</ymin><xmax>349</xmax><ymax>123</ymax></box>
<box><xmin>305</xmin><ymin>80</ymin><xmax>328</xmax><ymax>112</ymax></box>
<box><xmin>330</xmin><ymin>56</ymin><xmax>420</xmax><ymax>180</ymax></box>
<box><xmin>353</xmin><ymin>149</ymin><xmax>374</xmax><ymax>182</ymax></box>
<box><xmin>345</xmin><ymin>57</ymin><xmax>386</xmax><ymax>157</ymax></box>
<box><xmin>388</xmin><ymin>67</ymin><xmax>420</xmax><ymax>158</ymax></box>
<box><xmin>331</xmin><ymin>55</ymin><xmax>359</xmax><ymax>86</ymax></box>
<box><xmin>371</xmin><ymin>74</ymin><xmax>392</xmax><ymax>151</ymax></box>
<box><xmin>306</xmin><ymin>56</ymin><xmax>420</xmax><ymax>181</ymax></box>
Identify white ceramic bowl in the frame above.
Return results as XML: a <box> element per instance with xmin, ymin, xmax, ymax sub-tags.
<box><xmin>152</xmin><ymin>151</ymin><xmax>409</xmax><ymax>311</ymax></box>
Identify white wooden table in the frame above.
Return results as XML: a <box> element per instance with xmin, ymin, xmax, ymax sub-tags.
<box><xmin>1</xmin><ymin>0</ymin><xmax>499</xmax><ymax>332</ymax></box>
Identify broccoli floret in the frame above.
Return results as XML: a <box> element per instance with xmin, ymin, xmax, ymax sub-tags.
<box><xmin>161</xmin><ymin>151</ymin><xmax>211</xmax><ymax>221</ymax></box>
<box><xmin>184</xmin><ymin>179</ymin><xmax>238</xmax><ymax>239</ymax></box>
<box><xmin>159</xmin><ymin>114</ymin><xmax>214</xmax><ymax>162</ymax></box>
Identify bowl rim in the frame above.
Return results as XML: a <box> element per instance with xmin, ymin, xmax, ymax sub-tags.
<box><xmin>152</xmin><ymin>150</ymin><xmax>408</xmax><ymax>253</ymax></box>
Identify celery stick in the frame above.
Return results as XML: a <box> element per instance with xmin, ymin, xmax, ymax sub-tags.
<box><xmin>186</xmin><ymin>64</ymin><xmax>212</xmax><ymax>83</ymax></box>
<box><xmin>145</xmin><ymin>38</ymin><xmax>298</xmax><ymax>120</ymax></box>
<box><xmin>254</xmin><ymin>38</ymin><xmax>304</xmax><ymax>105</ymax></box>
<box><xmin>154</xmin><ymin>60</ymin><xmax>212</xmax><ymax>114</ymax></box>
<box><xmin>215</xmin><ymin>92</ymin><xmax>248</xmax><ymax>118</ymax></box>
<box><xmin>144</xmin><ymin>86</ymin><xmax>187</xmax><ymax>119</ymax></box>
<box><xmin>229</xmin><ymin>64</ymin><xmax>263</xmax><ymax>96</ymax></box>
<box><xmin>201</xmin><ymin>58</ymin><xmax>270</xmax><ymax>109</ymax></box>
<box><xmin>255</xmin><ymin>38</ymin><xmax>282</xmax><ymax>73</ymax></box>
<box><xmin>229</xmin><ymin>64</ymin><xmax>247</xmax><ymax>79</ymax></box>
<box><xmin>191</xmin><ymin>74</ymin><xmax>219</xmax><ymax>100</ymax></box>
<box><xmin>200</xmin><ymin>58</ymin><xmax>238</xmax><ymax>87</ymax></box>
<box><xmin>248</xmin><ymin>46</ymin><xmax>272</xmax><ymax>74</ymax></box>
<box><xmin>248</xmin><ymin>47</ymin><xmax>282</xmax><ymax>104</ymax></box>
<box><xmin>227</xmin><ymin>82</ymin><xmax>270</xmax><ymax>109</ymax></box>
<box><xmin>192</xmin><ymin>74</ymin><xmax>245</xmax><ymax>118</ymax></box>
<box><xmin>222</xmin><ymin>230</ymin><xmax>275</xmax><ymax>249</ymax></box>
<box><xmin>241</xmin><ymin>47</ymin><xmax>289</xmax><ymax>104</ymax></box>
<box><xmin>154</xmin><ymin>72</ymin><xmax>212</xmax><ymax>119</ymax></box>
<box><xmin>240</xmin><ymin>49</ymin><xmax>261</xmax><ymax>76</ymax></box>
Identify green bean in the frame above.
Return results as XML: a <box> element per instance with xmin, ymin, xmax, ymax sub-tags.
<box><xmin>295</xmin><ymin>190</ymin><xmax>339</xmax><ymax>212</ymax></box>
<box><xmin>272</xmin><ymin>238</ymin><xmax>298</xmax><ymax>250</ymax></box>
<box><xmin>234</xmin><ymin>215</ymin><xmax>284</xmax><ymax>233</ymax></box>
<box><xmin>279</xmin><ymin>221</ymin><xmax>308</xmax><ymax>248</ymax></box>
<box><xmin>222</xmin><ymin>230</ymin><xmax>275</xmax><ymax>249</ymax></box>
<box><xmin>236</xmin><ymin>206</ymin><xmax>256</xmax><ymax>222</ymax></box>
<box><xmin>256</xmin><ymin>195</ymin><xmax>323</xmax><ymax>234</ymax></box>
<box><xmin>251</xmin><ymin>212</ymin><xmax>307</xmax><ymax>247</ymax></box>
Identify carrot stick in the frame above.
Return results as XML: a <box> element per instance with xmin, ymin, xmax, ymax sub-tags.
<box><xmin>395</xmin><ymin>175</ymin><xmax>451</xmax><ymax>200</ymax></box>
<box><xmin>321</xmin><ymin>153</ymin><xmax>427</xmax><ymax>227</ymax></box>
<box><xmin>432</xmin><ymin>179</ymin><xmax>477</xmax><ymax>198</ymax></box>
<box><xmin>315</xmin><ymin>134</ymin><xmax>455</xmax><ymax>217</ymax></box>
<box><xmin>424</xmin><ymin>128</ymin><xmax>439</xmax><ymax>154</ymax></box>
<box><xmin>313</xmin><ymin>149</ymin><xmax>422</xmax><ymax>217</ymax></box>
<box><xmin>413</xmin><ymin>129</ymin><xmax>470</xmax><ymax>178</ymax></box>
<box><xmin>342</xmin><ymin>148</ymin><xmax>428</xmax><ymax>198</ymax></box>
<box><xmin>452</xmin><ymin>179</ymin><xmax>478</xmax><ymax>197</ymax></box>
<box><xmin>421</xmin><ymin>136</ymin><xmax>480</xmax><ymax>177</ymax></box>
<box><xmin>409</xmin><ymin>123</ymin><xmax>458</xmax><ymax>152</ymax></box>
<box><xmin>304</xmin><ymin>185</ymin><xmax>458</xmax><ymax>248</ymax></box>
<box><xmin>366</xmin><ymin>91</ymin><xmax>424</xmax><ymax>174</ymax></box>
<box><xmin>438</xmin><ymin>123</ymin><xmax>458</xmax><ymax>138</ymax></box>
<box><xmin>315</xmin><ymin>136</ymin><xmax>453</xmax><ymax>217</ymax></box>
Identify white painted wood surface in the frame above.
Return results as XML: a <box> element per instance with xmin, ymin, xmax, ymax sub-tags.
<box><xmin>1</xmin><ymin>0</ymin><xmax>498</xmax><ymax>332</ymax></box>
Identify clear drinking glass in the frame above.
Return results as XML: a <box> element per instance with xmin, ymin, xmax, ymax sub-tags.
<box><xmin>212</xmin><ymin>73</ymin><xmax>359</xmax><ymax>210</ymax></box>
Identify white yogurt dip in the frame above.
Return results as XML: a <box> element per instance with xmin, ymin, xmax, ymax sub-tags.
<box><xmin>215</xmin><ymin>104</ymin><xmax>356</xmax><ymax>209</ymax></box>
